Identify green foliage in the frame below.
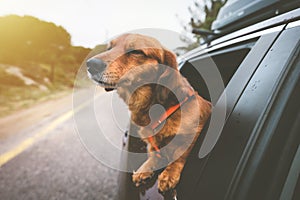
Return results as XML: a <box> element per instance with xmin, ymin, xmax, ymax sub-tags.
<box><xmin>0</xmin><ymin>66</ymin><xmax>25</xmax><ymax>86</ymax></box>
<box><xmin>72</xmin><ymin>46</ymin><xmax>92</xmax><ymax>60</ymax></box>
<box><xmin>178</xmin><ymin>0</ymin><xmax>227</xmax><ymax>52</ymax></box>
<box><xmin>0</xmin><ymin>15</ymin><xmax>72</xmax><ymax>64</ymax></box>
<box><xmin>0</xmin><ymin>15</ymin><xmax>94</xmax><ymax>116</ymax></box>
<box><xmin>190</xmin><ymin>0</ymin><xmax>225</xmax><ymax>31</ymax></box>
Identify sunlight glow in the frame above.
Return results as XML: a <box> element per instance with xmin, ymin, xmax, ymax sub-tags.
<box><xmin>0</xmin><ymin>0</ymin><xmax>193</xmax><ymax>47</ymax></box>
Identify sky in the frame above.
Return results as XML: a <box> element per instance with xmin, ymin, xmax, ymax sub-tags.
<box><xmin>0</xmin><ymin>0</ymin><xmax>195</xmax><ymax>48</ymax></box>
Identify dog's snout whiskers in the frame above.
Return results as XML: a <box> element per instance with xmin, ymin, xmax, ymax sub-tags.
<box><xmin>86</xmin><ymin>58</ymin><xmax>107</xmax><ymax>75</ymax></box>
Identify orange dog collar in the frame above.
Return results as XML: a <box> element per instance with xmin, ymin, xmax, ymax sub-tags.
<box><xmin>148</xmin><ymin>88</ymin><xmax>195</xmax><ymax>158</ymax></box>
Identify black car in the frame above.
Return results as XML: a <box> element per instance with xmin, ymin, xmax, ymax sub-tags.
<box><xmin>118</xmin><ymin>1</ymin><xmax>300</xmax><ymax>199</ymax></box>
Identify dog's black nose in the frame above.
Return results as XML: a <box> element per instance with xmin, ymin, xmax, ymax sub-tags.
<box><xmin>86</xmin><ymin>58</ymin><xmax>107</xmax><ymax>75</ymax></box>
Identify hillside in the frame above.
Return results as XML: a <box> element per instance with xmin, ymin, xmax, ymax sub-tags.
<box><xmin>0</xmin><ymin>15</ymin><xmax>105</xmax><ymax>117</ymax></box>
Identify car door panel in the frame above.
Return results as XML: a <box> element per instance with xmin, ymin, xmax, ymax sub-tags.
<box><xmin>178</xmin><ymin>25</ymin><xmax>300</xmax><ymax>200</ymax></box>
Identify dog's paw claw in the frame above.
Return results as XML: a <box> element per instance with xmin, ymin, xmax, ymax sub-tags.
<box><xmin>158</xmin><ymin>170</ymin><xmax>180</xmax><ymax>193</ymax></box>
<box><xmin>132</xmin><ymin>171</ymin><xmax>154</xmax><ymax>187</ymax></box>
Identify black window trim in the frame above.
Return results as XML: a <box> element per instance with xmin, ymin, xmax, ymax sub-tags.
<box><xmin>196</xmin><ymin>30</ymin><xmax>282</xmax><ymax>159</ymax></box>
<box><xmin>176</xmin><ymin>27</ymin><xmax>285</xmax><ymax>200</ymax></box>
<box><xmin>181</xmin><ymin>24</ymin><xmax>285</xmax><ymax>61</ymax></box>
<box><xmin>225</xmin><ymin>25</ymin><xmax>300</xmax><ymax>200</ymax></box>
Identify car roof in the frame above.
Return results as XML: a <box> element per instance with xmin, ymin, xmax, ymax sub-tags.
<box><xmin>212</xmin><ymin>0</ymin><xmax>300</xmax><ymax>32</ymax></box>
<box><xmin>180</xmin><ymin>7</ymin><xmax>300</xmax><ymax>61</ymax></box>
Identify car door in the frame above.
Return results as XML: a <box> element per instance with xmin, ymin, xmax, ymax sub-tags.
<box><xmin>177</xmin><ymin>20</ymin><xmax>300</xmax><ymax>200</ymax></box>
<box><xmin>226</xmin><ymin>20</ymin><xmax>300</xmax><ymax>200</ymax></box>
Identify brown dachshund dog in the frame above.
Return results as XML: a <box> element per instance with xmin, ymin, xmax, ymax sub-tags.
<box><xmin>87</xmin><ymin>33</ymin><xmax>177</xmax><ymax>91</ymax></box>
<box><xmin>86</xmin><ymin>34</ymin><xmax>211</xmax><ymax>193</ymax></box>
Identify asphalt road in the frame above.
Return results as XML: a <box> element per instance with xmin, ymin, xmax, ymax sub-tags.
<box><xmin>0</xmin><ymin>88</ymin><xmax>128</xmax><ymax>200</ymax></box>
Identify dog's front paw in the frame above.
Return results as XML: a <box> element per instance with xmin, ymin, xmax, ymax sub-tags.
<box><xmin>158</xmin><ymin>169</ymin><xmax>180</xmax><ymax>193</ymax></box>
<box><xmin>132</xmin><ymin>171</ymin><xmax>154</xmax><ymax>187</ymax></box>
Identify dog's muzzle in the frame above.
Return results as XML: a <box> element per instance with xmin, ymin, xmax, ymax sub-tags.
<box><xmin>86</xmin><ymin>58</ymin><xmax>106</xmax><ymax>81</ymax></box>
<box><xmin>86</xmin><ymin>58</ymin><xmax>116</xmax><ymax>91</ymax></box>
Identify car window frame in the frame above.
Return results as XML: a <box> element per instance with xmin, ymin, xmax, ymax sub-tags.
<box><xmin>226</xmin><ymin>23</ymin><xmax>300</xmax><ymax>200</ymax></box>
<box><xmin>177</xmin><ymin>25</ymin><xmax>286</xmax><ymax>200</ymax></box>
<box><xmin>181</xmin><ymin>24</ymin><xmax>285</xmax><ymax>160</ymax></box>
<box><xmin>181</xmin><ymin>24</ymin><xmax>299</xmax><ymax>200</ymax></box>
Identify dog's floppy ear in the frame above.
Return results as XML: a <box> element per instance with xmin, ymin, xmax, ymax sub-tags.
<box><xmin>163</xmin><ymin>49</ymin><xmax>177</xmax><ymax>69</ymax></box>
<box><xmin>156</xmin><ymin>67</ymin><xmax>189</xmax><ymax>105</ymax></box>
<box><xmin>142</xmin><ymin>48</ymin><xmax>164</xmax><ymax>63</ymax></box>
<box><xmin>142</xmin><ymin>48</ymin><xmax>177</xmax><ymax>69</ymax></box>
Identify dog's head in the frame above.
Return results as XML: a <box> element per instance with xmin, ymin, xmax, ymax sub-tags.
<box><xmin>117</xmin><ymin>64</ymin><xmax>192</xmax><ymax>114</ymax></box>
<box><xmin>86</xmin><ymin>33</ymin><xmax>177</xmax><ymax>91</ymax></box>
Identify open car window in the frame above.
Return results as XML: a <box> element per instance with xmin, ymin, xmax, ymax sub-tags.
<box><xmin>177</xmin><ymin>23</ymin><xmax>300</xmax><ymax>200</ymax></box>
<box><xmin>180</xmin><ymin>39</ymin><xmax>255</xmax><ymax>102</ymax></box>
<box><xmin>177</xmin><ymin>27</ymin><xmax>284</xmax><ymax>165</ymax></box>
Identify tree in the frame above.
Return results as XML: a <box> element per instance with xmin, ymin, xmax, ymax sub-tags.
<box><xmin>189</xmin><ymin>0</ymin><xmax>226</xmax><ymax>32</ymax></box>
<box><xmin>176</xmin><ymin>0</ymin><xmax>226</xmax><ymax>53</ymax></box>
<box><xmin>0</xmin><ymin>15</ymin><xmax>71</xmax><ymax>64</ymax></box>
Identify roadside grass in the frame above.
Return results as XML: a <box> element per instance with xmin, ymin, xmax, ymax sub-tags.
<box><xmin>0</xmin><ymin>62</ymin><xmax>81</xmax><ymax>117</ymax></box>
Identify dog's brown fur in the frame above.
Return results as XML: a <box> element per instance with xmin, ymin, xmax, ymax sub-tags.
<box><xmin>89</xmin><ymin>34</ymin><xmax>211</xmax><ymax>192</ymax></box>
<box><xmin>117</xmin><ymin>64</ymin><xmax>211</xmax><ymax>192</ymax></box>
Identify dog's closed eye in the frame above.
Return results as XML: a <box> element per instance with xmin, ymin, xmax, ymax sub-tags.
<box><xmin>126</xmin><ymin>49</ymin><xmax>145</xmax><ymax>56</ymax></box>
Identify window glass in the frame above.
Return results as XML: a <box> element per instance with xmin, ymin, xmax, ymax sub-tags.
<box><xmin>180</xmin><ymin>40</ymin><xmax>256</xmax><ymax>101</ymax></box>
